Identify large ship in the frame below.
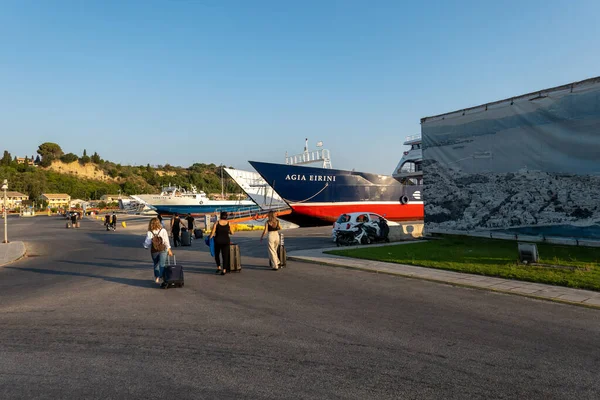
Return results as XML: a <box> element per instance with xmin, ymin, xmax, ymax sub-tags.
<box><xmin>248</xmin><ymin>161</ymin><xmax>423</xmax><ymax>224</ymax></box>
<box><xmin>131</xmin><ymin>185</ymin><xmax>258</xmax><ymax>216</ymax></box>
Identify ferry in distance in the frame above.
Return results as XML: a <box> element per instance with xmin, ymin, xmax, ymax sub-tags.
<box><xmin>131</xmin><ymin>185</ymin><xmax>258</xmax><ymax>216</ymax></box>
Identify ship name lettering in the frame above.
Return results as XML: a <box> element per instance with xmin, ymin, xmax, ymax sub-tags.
<box><xmin>286</xmin><ymin>174</ymin><xmax>336</xmax><ymax>182</ymax></box>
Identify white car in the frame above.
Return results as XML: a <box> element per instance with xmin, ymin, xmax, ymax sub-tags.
<box><xmin>331</xmin><ymin>212</ymin><xmax>398</xmax><ymax>242</ymax></box>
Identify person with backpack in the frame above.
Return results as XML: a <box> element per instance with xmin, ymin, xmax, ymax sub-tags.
<box><xmin>260</xmin><ymin>211</ymin><xmax>282</xmax><ymax>270</ymax></box>
<box><xmin>104</xmin><ymin>214</ymin><xmax>111</xmax><ymax>230</ymax></box>
<box><xmin>209</xmin><ymin>211</ymin><xmax>233</xmax><ymax>275</ymax></box>
<box><xmin>143</xmin><ymin>217</ymin><xmax>173</xmax><ymax>284</ymax></box>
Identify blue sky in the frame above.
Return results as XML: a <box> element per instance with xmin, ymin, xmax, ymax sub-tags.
<box><xmin>1</xmin><ymin>0</ymin><xmax>599</xmax><ymax>174</ymax></box>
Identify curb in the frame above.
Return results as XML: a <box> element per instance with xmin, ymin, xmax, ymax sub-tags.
<box><xmin>287</xmin><ymin>255</ymin><xmax>600</xmax><ymax>311</ymax></box>
<box><xmin>0</xmin><ymin>242</ymin><xmax>28</xmax><ymax>268</ymax></box>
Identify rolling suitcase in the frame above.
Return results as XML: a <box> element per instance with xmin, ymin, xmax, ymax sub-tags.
<box><xmin>162</xmin><ymin>255</ymin><xmax>184</xmax><ymax>289</ymax></box>
<box><xmin>277</xmin><ymin>244</ymin><xmax>287</xmax><ymax>268</ymax></box>
<box><xmin>228</xmin><ymin>244</ymin><xmax>242</xmax><ymax>272</ymax></box>
<box><xmin>181</xmin><ymin>228</ymin><xmax>192</xmax><ymax>246</ymax></box>
<box><xmin>194</xmin><ymin>229</ymin><xmax>203</xmax><ymax>239</ymax></box>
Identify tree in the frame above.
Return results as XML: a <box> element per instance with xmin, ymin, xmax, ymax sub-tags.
<box><xmin>60</xmin><ymin>153</ymin><xmax>79</xmax><ymax>163</ymax></box>
<box><xmin>80</xmin><ymin>149</ymin><xmax>91</xmax><ymax>164</ymax></box>
<box><xmin>37</xmin><ymin>142</ymin><xmax>63</xmax><ymax>167</ymax></box>
<box><xmin>91</xmin><ymin>152</ymin><xmax>101</xmax><ymax>164</ymax></box>
<box><xmin>1</xmin><ymin>150</ymin><xmax>11</xmax><ymax>166</ymax></box>
<box><xmin>34</xmin><ymin>155</ymin><xmax>41</xmax><ymax>164</ymax></box>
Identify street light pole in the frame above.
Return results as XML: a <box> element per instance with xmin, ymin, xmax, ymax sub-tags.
<box><xmin>2</xmin><ymin>179</ymin><xmax>8</xmax><ymax>244</ymax></box>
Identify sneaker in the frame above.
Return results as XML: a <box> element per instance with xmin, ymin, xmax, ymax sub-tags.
<box><xmin>155</xmin><ymin>277</ymin><xmax>160</xmax><ymax>283</ymax></box>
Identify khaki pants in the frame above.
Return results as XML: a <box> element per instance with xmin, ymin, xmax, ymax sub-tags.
<box><xmin>267</xmin><ymin>231</ymin><xmax>280</xmax><ymax>268</ymax></box>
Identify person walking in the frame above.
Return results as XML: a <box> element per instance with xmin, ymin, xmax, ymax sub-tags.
<box><xmin>170</xmin><ymin>213</ymin><xmax>182</xmax><ymax>247</ymax></box>
<box><xmin>260</xmin><ymin>211</ymin><xmax>282</xmax><ymax>270</ymax></box>
<box><xmin>209</xmin><ymin>211</ymin><xmax>233</xmax><ymax>275</ymax></box>
<box><xmin>143</xmin><ymin>217</ymin><xmax>173</xmax><ymax>284</ymax></box>
<box><xmin>111</xmin><ymin>212</ymin><xmax>118</xmax><ymax>230</ymax></box>
<box><xmin>185</xmin><ymin>214</ymin><xmax>195</xmax><ymax>230</ymax></box>
<box><xmin>104</xmin><ymin>214</ymin><xmax>111</xmax><ymax>230</ymax></box>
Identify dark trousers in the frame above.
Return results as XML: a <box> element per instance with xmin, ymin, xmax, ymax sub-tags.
<box><xmin>214</xmin><ymin>243</ymin><xmax>230</xmax><ymax>271</ymax></box>
<box><xmin>173</xmin><ymin>228</ymin><xmax>180</xmax><ymax>247</ymax></box>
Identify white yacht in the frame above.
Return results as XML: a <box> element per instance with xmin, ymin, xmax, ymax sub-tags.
<box><xmin>131</xmin><ymin>185</ymin><xmax>257</xmax><ymax>215</ymax></box>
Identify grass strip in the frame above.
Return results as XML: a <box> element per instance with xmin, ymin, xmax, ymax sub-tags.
<box><xmin>327</xmin><ymin>236</ymin><xmax>600</xmax><ymax>291</ymax></box>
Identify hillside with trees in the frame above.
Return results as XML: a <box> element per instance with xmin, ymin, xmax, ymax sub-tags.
<box><xmin>0</xmin><ymin>142</ymin><xmax>241</xmax><ymax>201</ymax></box>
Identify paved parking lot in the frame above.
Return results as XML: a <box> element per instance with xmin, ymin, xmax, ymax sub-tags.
<box><xmin>1</xmin><ymin>215</ymin><xmax>599</xmax><ymax>399</ymax></box>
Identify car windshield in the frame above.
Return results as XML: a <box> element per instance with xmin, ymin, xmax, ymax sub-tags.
<box><xmin>336</xmin><ymin>214</ymin><xmax>351</xmax><ymax>223</ymax></box>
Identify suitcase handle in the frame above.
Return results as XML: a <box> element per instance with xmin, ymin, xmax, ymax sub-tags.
<box><xmin>167</xmin><ymin>255</ymin><xmax>176</xmax><ymax>266</ymax></box>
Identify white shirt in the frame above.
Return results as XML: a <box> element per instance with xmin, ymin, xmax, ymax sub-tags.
<box><xmin>143</xmin><ymin>228</ymin><xmax>171</xmax><ymax>251</ymax></box>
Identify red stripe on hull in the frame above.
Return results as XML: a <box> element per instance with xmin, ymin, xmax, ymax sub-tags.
<box><xmin>290</xmin><ymin>203</ymin><xmax>424</xmax><ymax>223</ymax></box>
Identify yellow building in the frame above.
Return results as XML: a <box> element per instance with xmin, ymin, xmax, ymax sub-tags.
<box><xmin>16</xmin><ymin>157</ymin><xmax>35</xmax><ymax>166</ymax></box>
<box><xmin>41</xmin><ymin>193</ymin><xmax>71</xmax><ymax>208</ymax></box>
<box><xmin>1</xmin><ymin>191</ymin><xmax>29</xmax><ymax>210</ymax></box>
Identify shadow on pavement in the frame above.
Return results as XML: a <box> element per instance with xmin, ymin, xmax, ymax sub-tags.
<box><xmin>58</xmin><ymin>259</ymin><xmax>149</xmax><ymax>270</ymax></box>
<box><xmin>6</xmin><ymin>267</ymin><xmax>157</xmax><ymax>289</ymax></box>
<box><xmin>85</xmin><ymin>232</ymin><xmax>145</xmax><ymax>249</ymax></box>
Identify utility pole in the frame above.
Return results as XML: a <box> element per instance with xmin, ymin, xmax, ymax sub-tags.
<box><xmin>2</xmin><ymin>179</ymin><xmax>8</xmax><ymax>243</ymax></box>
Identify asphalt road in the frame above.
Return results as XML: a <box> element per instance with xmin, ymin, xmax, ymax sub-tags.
<box><xmin>1</xmin><ymin>216</ymin><xmax>599</xmax><ymax>399</ymax></box>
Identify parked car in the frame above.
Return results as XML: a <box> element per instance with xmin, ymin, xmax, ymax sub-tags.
<box><xmin>332</xmin><ymin>212</ymin><xmax>397</xmax><ymax>242</ymax></box>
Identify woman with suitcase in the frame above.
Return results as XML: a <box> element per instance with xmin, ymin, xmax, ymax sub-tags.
<box><xmin>143</xmin><ymin>217</ymin><xmax>173</xmax><ymax>284</ymax></box>
<box><xmin>209</xmin><ymin>211</ymin><xmax>234</xmax><ymax>275</ymax></box>
<box><xmin>260</xmin><ymin>211</ymin><xmax>282</xmax><ymax>270</ymax></box>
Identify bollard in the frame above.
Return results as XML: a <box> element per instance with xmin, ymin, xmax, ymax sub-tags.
<box><xmin>121</xmin><ymin>221</ymin><xmax>127</xmax><ymax>228</ymax></box>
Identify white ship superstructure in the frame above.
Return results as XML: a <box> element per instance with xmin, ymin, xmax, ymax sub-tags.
<box><xmin>392</xmin><ymin>134</ymin><xmax>423</xmax><ymax>185</ymax></box>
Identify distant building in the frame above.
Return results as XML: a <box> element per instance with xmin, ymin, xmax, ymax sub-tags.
<box><xmin>41</xmin><ymin>193</ymin><xmax>71</xmax><ymax>208</ymax></box>
<box><xmin>1</xmin><ymin>191</ymin><xmax>29</xmax><ymax>210</ymax></box>
<box><xmin>16</xmin><ymin>157</ymin><xmax>35</xmax><ymax>166</ymax></box>
<box><xmin>69</xmin><ymin>198</ymin><xmax>86</xmax><ymax>208</ymax></box>
<box><xmin>100</xmin><ymin>194</ymin><xmax>123</xmax><ymax>202</ymax></box>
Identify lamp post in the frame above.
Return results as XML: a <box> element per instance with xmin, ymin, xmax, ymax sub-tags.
<box><xmin>2</xmin><ymin>179</ymin><xmax>8</xmax><ymax>243</ymax></box>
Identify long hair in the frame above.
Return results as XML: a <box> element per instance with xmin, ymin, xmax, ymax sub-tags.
<box><xmin>148</xmin><ymin>217</ymin><xmax>161</xmax><ymax>231</ymax></box>
<box><xmin>267</xmin><ymin>211</ymin><xmax>278</xmax><ymax>227</ymax></box>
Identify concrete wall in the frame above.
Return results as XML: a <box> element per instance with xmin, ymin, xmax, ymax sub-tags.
<box><xmin>388</xmin><ymin>222</ymin><xmax>423</xmax><ymax>241</ymax></box>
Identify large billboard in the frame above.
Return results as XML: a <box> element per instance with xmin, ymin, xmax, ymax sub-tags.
<box><xmin>422</xmin><ymin>77</ymin><xmax>600</xmax><ymax>240</ymax></box>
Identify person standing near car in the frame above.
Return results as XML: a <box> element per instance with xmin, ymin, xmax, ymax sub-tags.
<box><xmin>143</xmin><ymin>217</ymin><xmax>173</xmax><ymax>284</ymax></box>
<box><xmin>209</xmin><ymin>211</ymin><xmax>233</xmax><ymax>275</ymax></box>
<box><xmin>170</xmin><ymin>213</ymin><xmax>182</xmax><ymax>247</ymax></box>
<box><xmin>260</xmin><ymin>211</ymin><xmax>281</xmax><ymax>270</ymax></box>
